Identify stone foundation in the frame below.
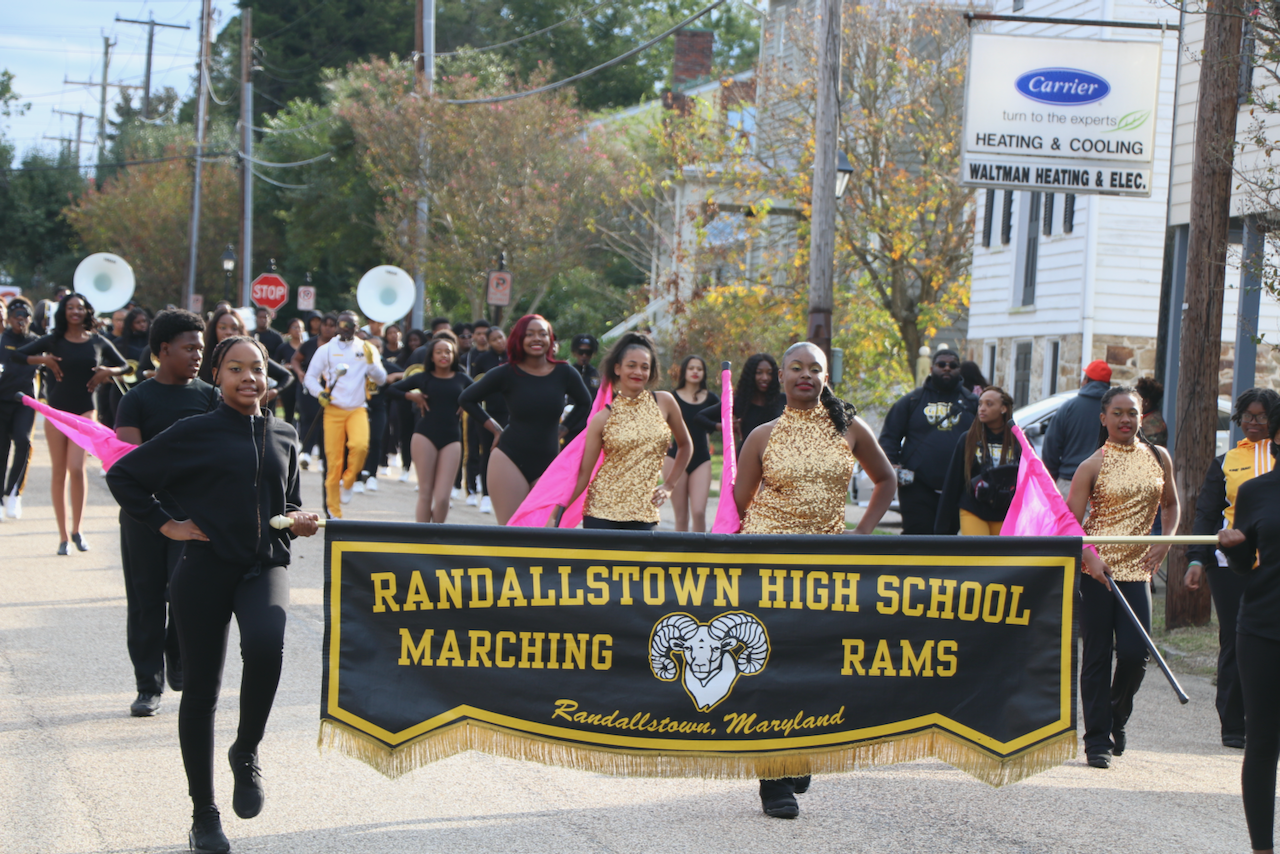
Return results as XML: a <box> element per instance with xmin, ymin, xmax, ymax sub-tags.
<box><xmin>966</xmin><ymin>333</ymin><xmax>1280</xmax><ymax>407</ymax></box>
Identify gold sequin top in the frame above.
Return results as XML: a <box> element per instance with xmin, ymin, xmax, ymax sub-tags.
<box><xmin>741</xmin><ymin>404</ymin><xmax>853</xmax><ymax>536</ymax></box>
<box><xmin>584</xmin><ymin>391</ymin><xmax>671</xmax><ymax>523</ymax></box>
<box><xmin>1083</xmin><ymin>440</ymin><xmax>1165</xmax><ymax>581</ymax></box>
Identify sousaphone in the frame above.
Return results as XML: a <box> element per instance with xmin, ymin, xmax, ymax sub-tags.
<box><xmin>356</xmin><ymin>265</ymin><xmax>416</xmax><ymax>324</ymax></box>
<box><xmin>73</xmin><ymin>253</ymin><xmax>135</xmax><ymax>313</ymax></box>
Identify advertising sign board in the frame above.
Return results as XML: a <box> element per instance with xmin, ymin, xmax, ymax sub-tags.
<box><xmin>961</xmin><ymin>34</ymin><xmax>1163</xmax><ymax>197</ymax></box>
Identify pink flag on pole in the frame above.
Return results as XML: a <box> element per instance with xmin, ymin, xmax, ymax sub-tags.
<box><xmin>507</xmin><ymin>380</ymin><xmax>612</xmax><ymax>528</ymax></box>
<box><xmin>711</xmin><ymin>365</ymin><xmax>741</xmax><ymax>534</ymax></box>
<box><xmin>20</xmin><ymin>393</ymin><xmax>135</xmax><ymax>472</ymax></box>
<box><xmin>1000</xmin><ymin>424</ymin><xmax>1088</xmax><ymax>541</ymax></box>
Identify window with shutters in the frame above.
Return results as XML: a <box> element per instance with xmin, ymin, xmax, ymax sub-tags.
<box><xmin>1013</xmin><ymin>341</ymin><xmax>1033</xmax><ymax>408</ymax></box>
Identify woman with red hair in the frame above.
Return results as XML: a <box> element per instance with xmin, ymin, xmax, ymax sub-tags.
<box><xmin>460</xmin><ymin>315</ymin><xmax>591</xmax><ymax>524</ymax></box>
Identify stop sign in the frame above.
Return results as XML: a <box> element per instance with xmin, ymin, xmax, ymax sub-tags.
<box><xmin>250</xmin><ymin>273</ymin><xmax>289</xmax><ymax>310</ymax></box>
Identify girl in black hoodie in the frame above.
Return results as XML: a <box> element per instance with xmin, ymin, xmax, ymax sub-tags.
<box><xmin>107</xmin><ymin>336</ymin><xmax>319</xmax><ymax>854</ymax></box>
<box><xmin>935</xmin><ymin>386</ymin><xmax>1019</xmax><ymax>535</ymax></box>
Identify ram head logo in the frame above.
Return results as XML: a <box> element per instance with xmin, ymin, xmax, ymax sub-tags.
<box><xmin>649</xmin><ymin>612</ymin><xmax>770</xmax><ymax>712</ymax></box>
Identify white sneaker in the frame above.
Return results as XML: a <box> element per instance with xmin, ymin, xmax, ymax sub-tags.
<box><xmin>340</xmin><ymin>487</ymin><xmax>353</xmax><ymax>505</ymax></box>
<box><xmin>300</xmin><ymin>452</ymin><xmax>311</xmax><ymax>470</ymax></box>
<box><xmin>398</xmin><ymin>470</ymin><xmax>411</xmax><ymax>483</ymax></box>
<box><xmin>5</xmin><ymin>495</ymin><xmax>20</xmax><ymax>519</ymax></box>
<box><xmin>379</xmin><ymin>466</ymin><xmax>390</xmax><ymax>476</ymax></box>
<box><xmin>366</xmin><ymin>477</ymin><xmax>378</xmax><ymax>493</ymax></box>
<box><xmin>466</xmin><ymin>493</ymin><xmax>479</xmax><ymax>506</ymax></box>
<box><xmin>479</xmin><ymin>496</ymin><xmax>492</xmax><ymax>514</ymax></box>
<box><xmin>451</xmin><ymin>488</ymin><xmax>462</xmax><ymax>500</ymax></box>
<box><xmin>352</xmin><ymin>481</ymin><xmax>365</xmax><ymax>495</ymax></box>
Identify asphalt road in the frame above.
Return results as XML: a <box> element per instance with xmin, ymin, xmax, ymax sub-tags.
<box><xmin>0</xmin><ymin>426</ymin><xmax>1257</xmax><ymax>853</ymax></box>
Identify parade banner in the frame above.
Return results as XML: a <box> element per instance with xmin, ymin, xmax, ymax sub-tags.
<box><xmin>321</xmin><ymin>523</ymin><xmax>1078</xmax><ymax>786</ymax></box>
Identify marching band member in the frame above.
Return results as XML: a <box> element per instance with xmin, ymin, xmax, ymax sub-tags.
<box><xmin>734</xmin><ymin>341</ymin><xmax>895</xmax><ymax>817</ymax></box>
<box><xmin>304</xmin><ymin>310</ymin><xmax>387</xmax><ymax>518</ymax></box>
<box><xmin>107</xmin><ymin>336</ymin><xmax>319</xmax><ymax>854</ymax></box>
<box><xmin>664</xmin><ymin>355</ymin><xmax>719</xmax><ymax>532</ymax></box>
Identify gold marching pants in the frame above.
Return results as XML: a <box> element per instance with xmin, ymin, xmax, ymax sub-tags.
<box><xmin>323</xmin><ymin>405</ymin><xmax>369</xmax><ymax>517</ymax></box>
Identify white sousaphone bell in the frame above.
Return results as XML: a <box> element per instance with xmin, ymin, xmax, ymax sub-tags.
<box><xmin>73</xmin><ymin>253</ymin><xmax>136</xmax><ymax>313</ymax></box>
<box><xmin>356</xmin><ymin>265</ymin><xmax>416</xmax><ymax>324</ymax></box>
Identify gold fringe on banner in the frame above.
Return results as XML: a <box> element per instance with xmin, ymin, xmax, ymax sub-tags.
<box><xmin>318</xmin><ymin>719</ymin><xmax>1076</xmax><ymax>788</ymax></box>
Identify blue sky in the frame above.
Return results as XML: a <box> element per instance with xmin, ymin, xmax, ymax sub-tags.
<box><xmin>2</xmin><ymin>0</ymin><xmax>236</xmax><ymax>163</ymax></box>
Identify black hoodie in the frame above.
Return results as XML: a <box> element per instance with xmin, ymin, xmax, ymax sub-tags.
<box><xmin>107</xmin><ymin>403</ymin><xmax>302</xmax><ymax>569</ymax></box>
<box><xmin>1041</xmin><ymin>379</ymin><xmax>1111</xmax><ymax>480</ymax></box>
<box><xmin>877</xmin><ymin>377</ymin><xmax>978</xmax><ymax>491</ymax></box>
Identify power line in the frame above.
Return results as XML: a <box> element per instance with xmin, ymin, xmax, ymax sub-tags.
<box><xmin>241</xmin><ymin>149</ymin><xmax>334</xmax><ymax>168</ymax></box>
<box><xmin>2</xmin><ymin>150</ymin><xmax>234</xmax><ymax>172</ymax></box>
<box><xmin>249</xmin><ymin>165</ymin><xmax>309</xmax><ymax>189</ymax></box>
<box><xmin>435</xmin><ymin>1</ymin><xmax>612</xmax><ymax>57</ymax></box>
<box><xmin>445</xmin><ymin>0</ymin><xmax>731</xmax><ymax>105</ymax></box>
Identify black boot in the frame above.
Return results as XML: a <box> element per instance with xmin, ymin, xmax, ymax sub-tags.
<box><xmin>792</xmin><ymin>774</ymin><xmax>812</xmax><ymax>794</ymax></box>
<box><xmin>228</xmin><ymin>744</ymin><xmax>265</xmax><ymax>819</ymax></box>
<box><xmin>189</xmin><ymin>805</ymin><xmax>230</xmax><ymax>853</ymax></box>
<box><xmin>759</xmin><ymin>778</ymin><xmax>799</xmax><ymax>818</ymax></box>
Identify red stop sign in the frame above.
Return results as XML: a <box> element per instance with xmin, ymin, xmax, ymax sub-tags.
<box><xmin>250</xmin><ymin>273</ymin><xmax>289</xmax><ymax>310</ymax></box>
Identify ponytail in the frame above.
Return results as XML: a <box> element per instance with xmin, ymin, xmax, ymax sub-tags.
<box><xmin>819</xmin><ymin>385</ymin><xmax>856</xmax><ymax>436</ymax></box>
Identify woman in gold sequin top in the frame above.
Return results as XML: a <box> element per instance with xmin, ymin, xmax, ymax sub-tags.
<box><xmin>1067</xmin><ymin>386</ymin><xmax>1179</xmax><ymax>770</ymax></box>
<box><xmin>561</xmin><ymin>333</ymin><xmax>691</xmax><ymax>530</ymax></box>
<box><xmin>733</xmin><ymin>342</ymin><xmax>896</xmax><ymax>819</ymax></box>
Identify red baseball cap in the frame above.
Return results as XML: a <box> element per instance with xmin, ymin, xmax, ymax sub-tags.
<box><xmin>1084</xmin><ymin>360</ymin><xmax>1112</xmax><ymax>383</ymax></box>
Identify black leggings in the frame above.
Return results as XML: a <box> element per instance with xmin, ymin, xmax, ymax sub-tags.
<box><xmin>1239</xmin><ymin>631</ymin><xmax>1280</xmax><ymax>850</ymax></box>
<box><xmin>170</xmin><ymin>545</ymin><xmax>288</xmax><ymax>810</ymax></box>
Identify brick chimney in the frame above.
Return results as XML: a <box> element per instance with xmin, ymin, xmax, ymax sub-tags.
<box><xmin>673</xmin><ymin>29</ymin><xmax>714</xmax><ymax>89</ymax></box>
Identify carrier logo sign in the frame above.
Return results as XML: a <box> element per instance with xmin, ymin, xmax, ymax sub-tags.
<box><xmin>1016</xmin><ymin>68</ymin><xmax>1111</xmax><ymax>106</ymax></box>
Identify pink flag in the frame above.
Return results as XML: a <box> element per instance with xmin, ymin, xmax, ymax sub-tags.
<box><xmin>20</xmin><ymin>394</ymin><xmax>135</xmax><ymax>472</ymax></box>
<box><xmin>507</xmin><ymin>380</ymin><xmax>612</xmax><ymax>528</ymax></box>
<box><xmin>711</xmin><ymin>365</ymin><xmax>741</xmax><ymax>534</ymax></box>
<box><xmin>1000</xmin><ymin>425</ymin><xmax>1088</xmax><ymax>543</ymax></box>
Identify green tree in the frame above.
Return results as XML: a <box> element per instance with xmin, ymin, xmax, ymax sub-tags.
<box><xmin>0</xmin><ymin>147</ymin><xmax>86</xmax><ymax>295</ymax></box>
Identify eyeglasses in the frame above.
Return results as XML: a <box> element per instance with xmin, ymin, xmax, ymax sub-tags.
<box><xmin>935</xmin><ymin>361</ymin><xmax>960</xmax><ymax>369</ymax></box>
<box><xmin>576</xmin><ymin>350</ymin><xmax>593</xmax><ymax>356</ymax></box>
<box><xmin>1241</xmin><ymin>413</ymin><xmax>1270</xmax><ymax>424</ymax></box>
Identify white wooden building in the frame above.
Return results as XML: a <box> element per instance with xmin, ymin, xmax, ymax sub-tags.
<box><xmin>966</xmin><ymin>0</ymin><xmax>1280</xmax><ymax>409</ymax></box>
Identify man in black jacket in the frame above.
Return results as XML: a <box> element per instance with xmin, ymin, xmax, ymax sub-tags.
<box><xmin>0</xmin><ymin>298</ymin><xmax>39</xmax><ymax>520</ymax></box>
<box><xmin>1042</xmin><ymin>360</ymin><xmax>1112</xmax><ymax>495</ymax></box>
<box><xmin>878</xmin><ymin>349</ymin><xmax>978</xmax><ymax>534</ymax></box>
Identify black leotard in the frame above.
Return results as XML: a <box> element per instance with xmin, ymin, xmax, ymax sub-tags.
<box><xmin>667</xmin><ymin>390</ymin><xmax>719</xmax><ymax>472</ymax></box>
<box><xmin>699</xmin><ymin>397</ymin><xmax>784</xmax><ymax>458</ymax></box>
<box><xmin>460</xmin><ymin>362</ymin><xmax>591</xmax><ymax>483</ymax></box>
<box><xmin>388</xmin><ymin>370</ymin><xmax>472</xmax><ymax>450</ymax></box>
<box><xmin>17</xmin><ymin>332</ymin><xmax>126</xmax><ymax>414</ymax></box>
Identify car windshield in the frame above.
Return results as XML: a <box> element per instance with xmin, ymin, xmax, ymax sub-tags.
<box><xmin>1013</xmin><ymin>391</ymin><xmax>1076</xmax><ymax>426</ymax></box>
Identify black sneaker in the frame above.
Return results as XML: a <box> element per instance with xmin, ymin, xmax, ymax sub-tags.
<box><xmin>1111</xmin><ymin>729</ymin><xmax>1126</xmax><ymax>757</ymax></box>
<box><xmin>1087</xmin><ymin>753</ymin><xmax>1111</xmax><ymax>769</ymax></box>
<box><xmin>1223</xmin><ymin>735</ymin><xmax>1246</xmax><ymax>749</ymax></box>
<box><xmin>228</xmin><ymin>745</ymin><xmax>264</xmax><ymax>819</ymax></box>
<box><xmin>130</xmin><ymin>692</ymin><xmax>161</xmax><ymax>717</ymax></box>
<box><xmin>759</xmin><ymin>778</ymin><xmax>799</xmax><ymax>818</ymax></box>
<box><xmin>189</xmin><ymin>805</ymin><xmax>230</xmax><ymax>853</ymax></box>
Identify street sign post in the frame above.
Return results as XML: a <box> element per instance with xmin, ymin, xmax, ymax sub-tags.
<box><xmin>297</xmin><ymin>285</ymin><xmax>316</xmax><ymax>311</ymax></box>
<box><xmin>486</xmin><ymin>270</ymin><xmax>512</xmax><ymax>307</ymax></box>
<box><xmin>250</xmin><ymin>273</ymin><xmax>289</xmax><ymax>311</ymax></box>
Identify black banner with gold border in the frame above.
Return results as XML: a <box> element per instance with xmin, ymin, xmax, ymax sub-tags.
<box><xmin>320</xmin><ymin>523</ymin><xmax>1078</xmax><ymax>786</ymax></box>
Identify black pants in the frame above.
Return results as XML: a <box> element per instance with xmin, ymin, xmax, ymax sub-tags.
<box><xmin>1079</xmin><ymin>576</ymin><xmax>1150</xmax><ymax>755</ymax></box>
<box><xmin>477</xmin><ymin>428</ymin><xmax>494</xmax><ymax>495</ymax></box>
<box><xmin>398</xmin><ymin>401</ymin><xmax>415</xmax><ymax>470</ymax></box>
<box><xmin>364</xmin><ymin>401</ymin><xmax>387</xmax><ymax>478</ymax></box>
<box><xmin>0</xmin><ymin>400</ymin><xmax>35</xmax><ymax>497</ymax></box>
<box><xmin>1239</xmin><ymin>631</ymin><xmax>1280</xmax><ymax>851</ymax></box>
<box><xmin>120</xmin><ymin>511</ymin><xmax>183</xmax><ymax>694</ymax></box>
<box><xmin>1207</xmin><ymin>564</ymin><xmax>1247</xmax><ymax>739</ymax></box>
<box><xmin>583</xmin><ymin>516</ymin><xmax>658</xmax><ymax>531</ymax></box>
<box><xmin>897</xmin><ymin>482</ymin><xmax>941</xmax><ymax>535</ymax></box>
<box><xmin>278</xmin><ymin>382</ymin><xmax>298</xmax><ymax>426</ymax></box>
<box><xmin>171</xmin><ymin>545</ymin><xmax>288</xmax><ymax>810</ymax></box>
<box><xmin>297</xmin><ymin>391</ymin><xmax>326</xmax><ymax>470</ymax></box>
<box><xmin>465</xmin><ymin>414</ymin><xmax>483</xmax><ymax>493</ymax></box>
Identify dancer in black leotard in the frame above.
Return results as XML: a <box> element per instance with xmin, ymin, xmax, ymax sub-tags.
<box><xmin>459</xmin><ymin>314</ymin><xmax>590</xmax><ymax>525</ymax></box>
<box><xmin>699</xmin><ymin>353</ymin><xmax>783</xmax><ymax>458</ymax></box>
<box><xmin>108</xmin><ymin>336</ymin><xmax>319</xmax><ymax>854</ymax></box>
<box><xmin>16</xmin><ymin>293</ymin><xmax>127</xmax><ymax>553</ymax></box>
<box><xmin>663</xmin><ymin>355</ymin><xmax>719</xmax><ymax>532</ymax></box>
<box><xmin>387</xmin><ymin>332</ymin><xmax>472</xmax><ymax>523</ymax></box>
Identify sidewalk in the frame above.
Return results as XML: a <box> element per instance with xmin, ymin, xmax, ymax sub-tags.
<box><xmin>0</xmin><ymin>420</ymin><xmax>1252</xmax><ymax>854</ymax></box>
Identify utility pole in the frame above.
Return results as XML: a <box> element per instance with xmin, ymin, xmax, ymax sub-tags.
<box><xmin>806</xmin><ymin>0</ymin><xmax>841</xmax><ymax>361</ymax></box>
<box><xmin>52</xmin><ymin>109</ymin><xmax>93</xmax><ymax>164</ymax></box>
<box><xmin>240</xmin><ymin>8</ymin><xmax>254</xmax><ymax>305</ymax></box>
<box><xmin>1168</xmin><ymin>0</ymin><xmax>1247</xmax><ymax>628</ymax></box>
<box><xmin>185</xmin><ymin>0</ymin><xmax>213</xmax><ymax>312</ymax></box>
<box><xmin>115</xmin><ymin>15</ymin><xmax>191</xmax><ymax>119</ymax></box>
<box><xmin>412</xmin><ymin>0</ymin><xmax>435</xmax><ymax>331</ymax></box>
<box><xmin>64</xmin><ymin>38</ymin><xmax>142</xmax><ymax>161</ymax></box>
